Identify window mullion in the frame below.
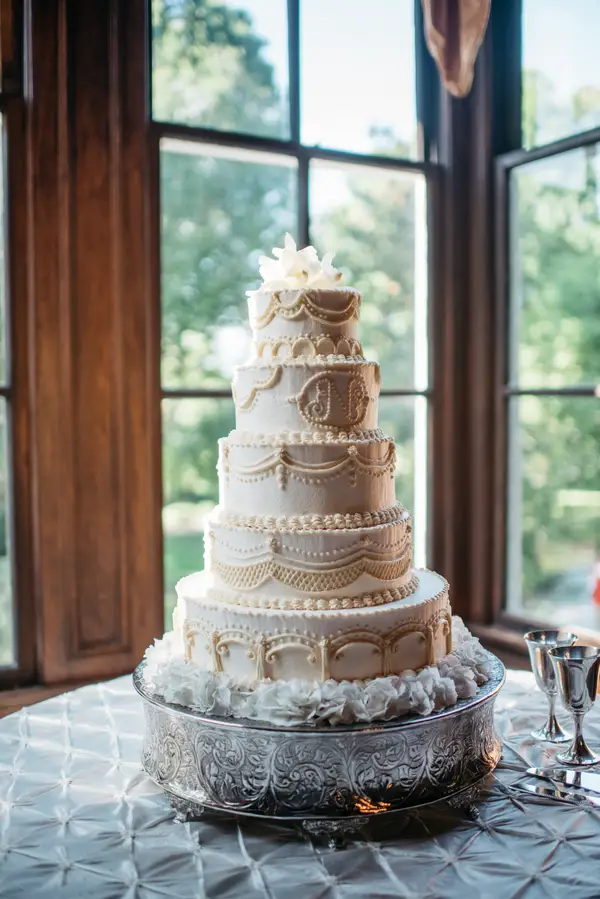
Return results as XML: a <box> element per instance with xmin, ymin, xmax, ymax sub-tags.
<box><xmin>287</xmin><ymin>0</ymin><xmax>308</xmax><ymax>244</ymax></box>
<box><xmin>287</xmin><ymin>0</ymin><xmax>300</xmax><ymax>144</ymax></box>
<box><xmin>413</xmin><ymin>0</ymin><xmax>438</xmax><ymax>162</ymax></box>
<box><xmin>298</xmin><ymin>152</ymin><xmax>309</xmax><ymax>247</ymax></box>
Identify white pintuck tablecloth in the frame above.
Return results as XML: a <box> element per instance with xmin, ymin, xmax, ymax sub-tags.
<box><xmin>2</xmin><ymin>669</ymin><xmax>600</xmax><ymax>898</ymax></box>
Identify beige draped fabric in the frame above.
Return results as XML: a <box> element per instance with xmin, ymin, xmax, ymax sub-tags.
<box><xmin>421</xmin><ymin>0</ymin><xmax>491</xmax><ymax>98</ymax></box>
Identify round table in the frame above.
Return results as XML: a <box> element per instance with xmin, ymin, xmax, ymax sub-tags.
<box><xmin>2</xmin><ymin>670</ymin><xmax>600</xmax><ymax>899</ymax></box>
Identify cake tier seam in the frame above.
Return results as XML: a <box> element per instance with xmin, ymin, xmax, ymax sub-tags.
<box><xmin>211</xmin><ymin>504</ymin><xmax>409</xmax><ymax>532</ymax></box>
<box><xmin>227</xmin><ymin>428</ymin><xmax>388</xmax><ymax>446</ymax></box>
<box><xmin>179</xmin><ymin>572</ymin><xmax>423</xmax><ymax>611</ymax></box>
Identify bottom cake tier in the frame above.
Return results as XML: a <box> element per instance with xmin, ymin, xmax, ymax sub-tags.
<box><xmin>172</xmin><ymin>568</ymin><xmax>451</xmax><ymax>683</ymax></box>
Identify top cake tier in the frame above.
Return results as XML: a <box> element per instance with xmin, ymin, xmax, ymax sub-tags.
<box><xmin>247</xmin><ymin>288</ymin><xmax>361</xmax><ymax>352</ymax></box>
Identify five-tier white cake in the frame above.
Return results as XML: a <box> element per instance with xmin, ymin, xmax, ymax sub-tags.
<box><xmin>144</xmin><ymin>237</ymin><xmax>490</xmax><ymax>726</ymax></box>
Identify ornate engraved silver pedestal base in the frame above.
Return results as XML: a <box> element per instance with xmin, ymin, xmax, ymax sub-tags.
<box><xmin>134</xmin><ymin>654</ymin><xmax>504</xmax><ymax>842</ymax></box>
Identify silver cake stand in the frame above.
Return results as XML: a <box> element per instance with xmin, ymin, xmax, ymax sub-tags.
<box><xmin>133</xmin><ymin>654</ymin><xmax>505</xmax><ymax>847</ymax></box>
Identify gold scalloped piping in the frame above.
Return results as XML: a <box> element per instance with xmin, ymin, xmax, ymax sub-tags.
<box><xmin>221</xmin><ymin>443</ymin><xmax>396</xmax><ymax>486</ymax></box>
<box><xmin>250</xmin><ymin>289</ymin><xmax>361</xmax><ymax>330</ymax></box>
<box><xmin>254</xmin><ymin>335</ymin><xmax>363</xmax><ymax>360</ymax></box>
<box><xmin>231</xmin><ymin>365</ymin><xmax>282</xmax><ymax>410</ymax></box>
<box><xmin>212</xmin><ymin>550</ymin><xmax>412</xmax><ymax>592</ymax></box>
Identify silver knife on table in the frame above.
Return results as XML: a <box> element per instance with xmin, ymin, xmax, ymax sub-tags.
<box><xmin>519</xmin><ymin>782</ymin><xmax>600</xmax><ymax>807</ymax></box>
<box><xmin>526</xmin><ymin>766</ymin><xmax>600</xmax><ymax>795</ymax></box>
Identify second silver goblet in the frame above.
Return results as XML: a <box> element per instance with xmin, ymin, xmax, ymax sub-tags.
<box><xmin>549</xmin><ymin>645</ymin><xmax>600</xmax><ymax>766</ymax></box>
<box><xmin>524</xmin><ymin>629</ymin><xmax>578</xmax><ymax>743</ymax></box>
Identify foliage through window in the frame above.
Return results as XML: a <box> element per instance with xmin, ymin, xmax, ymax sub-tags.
<box><xmin>522</xmin><ymin>0</ymin><xmax>600</xmax><ymax>148</ymax></box>
<box><xmin>500</xmin><ymin>3</ymin><xmax>600</xmax><ymax>631</ymax></box>
<box><xmin>153</xmin><ymin>0</ymin><xmax>290</xmax><ymax>138</ymax></box>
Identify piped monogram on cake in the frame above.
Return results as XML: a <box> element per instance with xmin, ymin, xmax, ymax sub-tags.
<box><xmin>289</xmin><ymin>370</ymin><xmax>371</xmax><ymax>428</ymax></box>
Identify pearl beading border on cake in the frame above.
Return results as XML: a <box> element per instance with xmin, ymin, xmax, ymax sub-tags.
<box><xmin>196</xmin><ymin>572</ymin><xmax>421</xmax><ymax>611</ymax></box>
<box><xmin>209</xmin><ymin>530</ymin><xmax>410</xmax><ymax>563</ymax></box>
<box><xmin>226</xmin><ymin>428</ymin><xmax>388</xmax><ymax>447</ymax></box>
<box><xmin>213</xmin><ymin>503</ymin><xmax>409</xmax><ymax>532</ymax></box>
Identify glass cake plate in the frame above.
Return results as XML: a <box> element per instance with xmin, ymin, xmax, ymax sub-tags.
<box><xmin>133</xmin><ymin>653</ymin><xmax>505</xmax><ymax>845</ymax></box>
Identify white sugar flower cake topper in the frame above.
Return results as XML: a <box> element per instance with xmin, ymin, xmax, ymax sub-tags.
<box><xmin>247</xmin><ymin>233</ymin><xmax>343</xmax><ymax>295</ymax></box>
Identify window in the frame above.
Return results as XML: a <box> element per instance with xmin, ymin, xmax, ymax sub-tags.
<box><xmin>151</xmin><ymin>0</ymin><xmax>434</xmax><ymax>624</ymax></box>
<box><xmin>11</xmin><ymin>0</ymin><xmax>598</xmax><ymax>698</ymax></box>
<box><xmin>522</xmin><ymin>0</ymin><xmax>600</xmax><ymax>148</ymax></box>
<box><xmin>496</xmin><ymin>1</ymin><xmax>600</xmax><ymax>633</ymax></box>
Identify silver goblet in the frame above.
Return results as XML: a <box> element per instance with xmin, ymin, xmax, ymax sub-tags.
<box><xmin>524</xmin><ymin>630</ymin><xmax>578</xmax><ymax>742</ymax></box>
<box><xmin>549</xmin><ymin>645</ymin><xmax>600</xmax><ymax>766</ymax></box>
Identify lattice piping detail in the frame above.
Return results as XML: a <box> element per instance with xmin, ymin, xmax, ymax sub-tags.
<box><xmin>211</xmin><ymin>550</ymin><xmax>413</xmax><ymax>592</ymax></box>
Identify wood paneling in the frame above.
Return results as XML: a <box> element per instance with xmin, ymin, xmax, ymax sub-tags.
<box><xmin>26</xmin><ymin>0</ymin><xmax>162</xmax><ymax>683</ymax></box>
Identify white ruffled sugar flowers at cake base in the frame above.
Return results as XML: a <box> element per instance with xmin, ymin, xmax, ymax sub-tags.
<box><xmin>143</xmin><ymin>618</ymin><xmax>492</xmax><ymax>728</ymax></box>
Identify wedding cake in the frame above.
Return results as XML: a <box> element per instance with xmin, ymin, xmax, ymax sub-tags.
<box><xmin>144</xmin><ymin>236</ymin><xmax>491</xmax><ymax>725</ymax></box>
